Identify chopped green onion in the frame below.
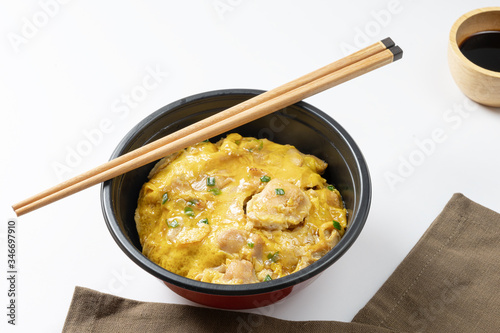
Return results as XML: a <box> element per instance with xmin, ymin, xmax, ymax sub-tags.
<box><xmin>199</xmin><ymin>218</ymin><xmax>209</xmax><ymax>225</ymax></box>
<box><xmin>207</xmin><ymin>176</ymin><xmax>216</xmax><ymax>187</ymax></box>
<box><xmin>161</xmin><ymin>192</ymin><xmax>168</xmax><ymax>204</ymax></box>
<box><xmin>167</xmin><ymin>219</ymin><xmax>179</xmax><ymax>228</ymax></box>
<box><xmin>187</xmin><ymin>199</ymin><xmax>198</xmax><ymax>206</ymax></box>
<box><xmin>256</xmin><ymin>139</ymin><xmax>264</xmax><ymax>150</ymax></box>
<box><xmin>184</xmin><ymin>207</ymin><xmax>195</xmax><ymax>217</ymax></box>
<box><xmin>202</xmin><ymin>139</ymin><xmax>210</xmax><ymax>143</ymax></box>
<box><xmin>208</xmin><ymin>188</ymin><xmax>221</xmax><ymax>195</ymax></box>
<box><xmin>333</xmin><ymin>220</ymin><xmax>342</xmax><ymax>231</ymax></box>
<box><xmin>267</xmin><ymin>251</ymin><xmax>280</xmax><ymax>263</ymax></box>
<box><xmin>327</xmin><ymin>185</ymin><xmax>335</xmax><ymax>191</ymax></box>
<box><xmin>247</xmin><ymin>241</ymin><xmax>254</xmax><ymax>248</ymax></box>
<box><xmin>235</xmin><ymin>140</ymin><xmax>241</xmax><ymax>145</ymax></box>
<box><xmin>275</xmin><ymin>188</ymin><xmax>285</xmax><ymax>196</ymax></box>
<box><xmin>260</xmin><ymin>175</ymin><xmax>271</xmax><ymax>182</ymax></box>
<box><xmin>264</xmin><ymin>274</ymin><xmax>272</xmax><ymax>281</ymax></box>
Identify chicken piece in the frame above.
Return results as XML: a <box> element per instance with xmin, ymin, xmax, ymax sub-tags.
<box><xmin>325</xmin><ymin>188</ymin><xmax>341</xmax><ymax>208</ymax></box>
<box><xmin>277</xmin><ymin>248</ymin><xmax>299</xmax><ymax>273</ymax></box>
<box><xmin>248</xmin><ymin>233</ymin><xmax>264</xmax><ymax>260</ymax></box>
<box><xmin>286</xmin><ymin>148</ymin><xmax>304</xmax><ymax>167</ymax></box>
<box><xmin>222</xmin><ymin>259</ymin><xmax>258</xmax><ymax>284</ymax></box>
<box><xmin>319</xmin><ymin>222</ymin><xmax>341</xmax><ymax>248</ymax></box>
<box><xmin>217</xmin><ymin>229</ymin><xmax>247</xmax><ymax>253</ymax></box>
<box><xmin>257</xmin><ymin>269</ymin><xmax>274</xmax><ymax>282</ymax></box>
<box><xmin>310</xmin><ymin>222</ymin><xmax>341</xmax><ymax>259</ymax></box>
<box><xmin>237</xmin><ymin>177</ymin><xmax>261</xmax><ymax>195</ymax></box>
<box><xmin>246</xmin><ymin>179</ymin><xmax>311</xmax><ymax>230</ymax></box>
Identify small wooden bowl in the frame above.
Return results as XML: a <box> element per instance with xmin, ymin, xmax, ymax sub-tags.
<box><xmin>448</xmin><ymin>7</ymin><xmax>500</xmax><ymax>107</ymax></box>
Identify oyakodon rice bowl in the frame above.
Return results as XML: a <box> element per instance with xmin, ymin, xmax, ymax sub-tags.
<box><xmin>135</xmin><ymin>133</ymin><xmax>348</xmax><ymax>285</ymax></box>
<box><xmin>101</xmin><ymin>89</ymin><xmax>371</xmax><ymax>309</ymax></box>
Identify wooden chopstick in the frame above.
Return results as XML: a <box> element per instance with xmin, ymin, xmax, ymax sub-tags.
<box><xmin>12</xmin><ymin>38</ymin><xmax>393</xmax><ymax>213</ymax></box>
<box><xmin>13</xmin><ymin>39</ymin><xmax>402</xmax><ymax>216</ymax></box>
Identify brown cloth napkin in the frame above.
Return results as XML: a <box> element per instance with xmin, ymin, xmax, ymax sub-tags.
<box><xmin>62</xmin><ymin>193</ymin><xmax>500</xmax><ymax>333</ymax></box>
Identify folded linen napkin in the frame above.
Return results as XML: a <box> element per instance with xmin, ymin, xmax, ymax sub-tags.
<box><xmin>62</xmin><ymin>193</ymin><xmax>500</xmax><ymax>332</ymax></box>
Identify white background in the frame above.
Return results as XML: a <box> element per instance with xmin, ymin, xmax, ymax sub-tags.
<box><xmin>1</xmin><ymin>0</ymin><xmax>499</xmax><ymax>332</ymax></box>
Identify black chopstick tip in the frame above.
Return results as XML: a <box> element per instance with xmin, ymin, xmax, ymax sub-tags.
<box><xmin>388</xmin><ymin>45</ymin><xmax>403</xmax><ymax>61</ymax></box>
<box><xmin>381</xmin><ymin>37</ymin><xmax>395</xmax><ymax>49</ymax></box>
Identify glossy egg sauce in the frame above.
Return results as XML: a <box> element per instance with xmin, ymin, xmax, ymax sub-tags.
<box><xmin>135</xmin><ymin>133</ymin><xmax>347</xmax><ymax>284</ymax></box>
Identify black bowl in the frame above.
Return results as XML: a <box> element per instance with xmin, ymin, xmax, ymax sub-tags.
<box><xmin>101</xmin><ymin>89</ymin><xmax>371</xmax><ymax>309</ymax></box>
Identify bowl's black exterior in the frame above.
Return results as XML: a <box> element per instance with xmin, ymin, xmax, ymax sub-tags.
<box><xmin>101</xmin><ymin>89</ymin><xmax>371</xmax><ymax>296</ymax></box>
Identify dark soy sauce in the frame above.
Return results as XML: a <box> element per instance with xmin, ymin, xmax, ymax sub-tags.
<box><xmin>459</xmin><ymin>31</ymin><xmax>500</xmax><ymax>72</ymax></box>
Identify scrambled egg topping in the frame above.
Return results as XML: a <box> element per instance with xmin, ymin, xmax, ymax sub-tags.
<box><xmin>135</xmin><ymin>133</ymin><xmax>347</xmax><ymax>284</ymax></box>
